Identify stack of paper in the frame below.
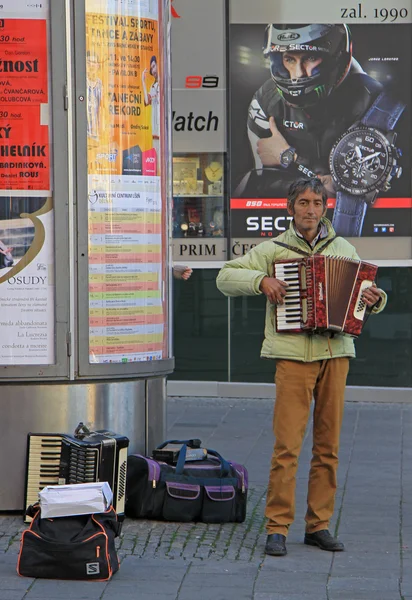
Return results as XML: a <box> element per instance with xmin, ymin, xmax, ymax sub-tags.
<box><xmin>39</xmin><ymin>482</ymin><xmax>113</xmax><ymax>519</ymax></box>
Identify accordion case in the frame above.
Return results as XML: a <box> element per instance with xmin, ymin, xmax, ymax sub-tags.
<box><xmin>24</xmin><ymin>430</ymin><xmax>129</xmax><ymax>520</ymax></box>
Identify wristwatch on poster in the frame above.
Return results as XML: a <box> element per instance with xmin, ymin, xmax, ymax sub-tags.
<box><xmin>280</xmin><ymin>146</ymin><xmax>296</xmax><ymax>169</ymax></box>
<box><xmin>329</xmin><ymin>92</ymin><xmax>405</xmax><ymax>237</ymax></box>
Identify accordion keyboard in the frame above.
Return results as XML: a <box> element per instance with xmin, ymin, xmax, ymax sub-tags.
<box><xmin>274</xmin><ymin>262</ymin><xmax>302</xmax><ymax>331</ymax></box>
<box><xmin>25</xmin><ymin>435</ymin><xmax>65</xmax><ymax>510</ymax></box>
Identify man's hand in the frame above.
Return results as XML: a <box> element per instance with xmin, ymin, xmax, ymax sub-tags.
<box><xmin>142</xmin><ymin>68</ymin><xmax>148</xmax><ymax>82</ymax></box>
<box><xmin>260</xmin><ymin>276</ymin><xmax>288</xmax><ymax>305</ymax></box>
<box><xmin>181</xmin><ymin>267</ymin><xmax>192</xmax><ymax>280</ymax></box>
<box><xmin>362</xmin><ymin>283</ymin><xmax>383</xmax><ymax>307</ymax></box>
<box><xmin>257</xmin><ymin>117</ymin><xmax>290</xmax><ymax>167</ymax></box>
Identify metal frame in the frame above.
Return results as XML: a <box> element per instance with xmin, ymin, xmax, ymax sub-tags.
<box><xmin>74</xmin><ymin>0</ymin><xmax>174</xmax><ymax>379</ymax></box>
<box><xmin>0</xmin><ymin>0</ymin><xmax>70</xmax><ymax>381</ymax></box>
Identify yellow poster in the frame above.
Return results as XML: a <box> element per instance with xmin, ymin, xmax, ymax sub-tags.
<box><xmin>86</xmin><ymin>6</ymin><xmax>161</xmax><ymax>176</ymax></box>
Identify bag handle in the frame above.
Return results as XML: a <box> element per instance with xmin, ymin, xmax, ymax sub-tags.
<box><xmin>156</xmin><ymin>438</ymin><xmax>202</xmax><ymax>450</ymax></box>
<box><xmin>175</xmin><ymin>445</ymin><xmax>230</xmax><ymax>477</ymax></box>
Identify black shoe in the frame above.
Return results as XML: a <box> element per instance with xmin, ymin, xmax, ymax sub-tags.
<box><xmin>304</xmin><ymin>530</ymin><xmax>344</xmax><ymax>552</ymax></box>
<box><xmin>265</xmin><ymin>533</ymin><xmax>287</xmax><ymax>556</ymax></box>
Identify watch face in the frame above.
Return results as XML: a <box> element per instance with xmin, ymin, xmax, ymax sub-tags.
<box><xmin>280</xmin><ymin>149</ymin><xmax>294</xmax><ymax>168</ymax></box>
<box><xmin>329</xmin><ymin>126</ymin><xmax>394</xmax><ymax>195</ymax></box>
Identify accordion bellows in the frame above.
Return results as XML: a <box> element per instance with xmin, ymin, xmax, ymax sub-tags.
<box><xmin>274</xmin><ymin>255</ymin><xmax>378</xmax><ymax>337</ymax></box>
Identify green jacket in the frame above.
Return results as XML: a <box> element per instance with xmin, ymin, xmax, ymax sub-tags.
<box><xmin>216</xmin><ymin>218</ymin><xmax>387</xmax><ymax>362</ymax></box>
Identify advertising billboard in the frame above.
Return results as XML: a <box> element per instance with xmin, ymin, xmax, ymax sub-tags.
<box><xmin>229</xmin><ymin>2</ymin><xmax>412</xmax><ymax>245</ymax></box>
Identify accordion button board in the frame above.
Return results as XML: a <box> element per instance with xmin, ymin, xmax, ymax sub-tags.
<box><xmin>24</xmin><ymin>431</ymin><xmax>129</xmax><ymax>521</ymax></box>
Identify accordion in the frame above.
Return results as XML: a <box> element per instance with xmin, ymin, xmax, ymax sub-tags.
<box><xmin>24</xmin><ymin>429</ymin><xmax>129</xmax><ymax>520</ymax></box>
<box><xmin>274</xmin><ymin>255</ymin><xmax>378</xmax><ymax>337</ymax></box>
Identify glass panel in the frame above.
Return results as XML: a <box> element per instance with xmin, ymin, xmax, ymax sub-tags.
<box><xmin>85</xmin><ymin>0</ymin><xmax>169</xmax><ymax>365</ymax></box>
<box><xmin>229</xmin><ymin>268</ymin><xmax>412</xmax><ymax>387</ymax></box>
<box><xmin>230</xmin><ymin>295</ymin><xmax>274</xmax><ymax>384</ymax></box>
<box><xmin>348</xmin><ymin>267</ymin><xmax>412</xmax><ymax>387</ymax></box>
<box><xmin>170</xmin><ymin>269</ymin><xmax>228</xmax><ymax>381</ymax></box>
<box><xmin>172</xmin><ymin>152</ymin><xmax>226</xmax><ymax>262</ymax></box>
<box><xmin>0</xmin><ymin>2</ymin><xmax>55</xmax><ymax>365</ymax></box>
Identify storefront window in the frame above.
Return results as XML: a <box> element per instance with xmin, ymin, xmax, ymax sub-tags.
<box><xmin>171</xmin><ymin>153</ymin><xmax>226</xmax><ymax>261</ymax></box>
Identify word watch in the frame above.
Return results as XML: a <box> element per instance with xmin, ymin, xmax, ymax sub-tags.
<box><xmin>329</xmin><ymin>92</ymin><xmax>405</xmax><ymax>236</ymax></box>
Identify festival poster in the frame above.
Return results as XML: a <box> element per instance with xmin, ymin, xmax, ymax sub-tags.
<box><xmin>229</xmin><ymin>21</ymin><xmax>412</xmax><ymax>240</ymax></box>
<box><xmin>85</xmin><ymin>3</ymin><xmax>160</xmax><ymax>177</ymax></box>
<box><xmin>86</xmin><ymin>0</ymin><xmax>167</xmax><ymax>365</ymax></box>
<box><xmin>0</xmin><ymin>17</ymin><xmax>51</xmax><ymax>194</ymax></box>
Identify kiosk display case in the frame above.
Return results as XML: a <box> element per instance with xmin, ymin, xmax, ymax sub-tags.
<box><xmin>0</xmin><ymin>0</ymin><xmax>173</xmax><ymax>510</ymax></box>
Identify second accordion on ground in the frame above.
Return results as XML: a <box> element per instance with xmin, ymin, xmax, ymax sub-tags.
<box><xmin>274</xmin><ymin>255</ymin><xmax>378</xmax><ymax>337</ymax></box>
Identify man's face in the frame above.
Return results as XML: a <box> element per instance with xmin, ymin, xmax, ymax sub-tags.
<box><xmin>150</xmin><ymin>60</ymin><xmax>158</xmax><ymax>79</ymax></box>
<box><xmin>287</xmin><ymin>189</ymin><xmax>326</xmax><ymax>237</ymax></box>
<box><xmin>282</xmin><ymin>51</ymin><xmax>323</xmax><ymax>79</ymax></box>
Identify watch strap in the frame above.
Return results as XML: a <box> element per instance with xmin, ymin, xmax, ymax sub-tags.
<box><xmin>331</xmin><ymin>191</ymin><xmax>367</xmax><ymax>237</ymax></box>
<box><xmin>361</xmin><ymin>92</ymin><xmax>405</xmax><ymax>131</ymax></box>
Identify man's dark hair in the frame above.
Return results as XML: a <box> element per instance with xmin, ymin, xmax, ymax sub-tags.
<box><xmin>287</xmin><ymin>178</ymin><xmax>328</xmax><ymax>209</ymax></box>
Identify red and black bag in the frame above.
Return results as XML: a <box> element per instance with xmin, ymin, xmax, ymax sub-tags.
<box><xmin>17</xmin><ymin>504</ymin><xmax>121</xmax><ymax>581</ymax></box>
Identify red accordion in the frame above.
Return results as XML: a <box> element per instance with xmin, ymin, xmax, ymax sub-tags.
<box><xmin>274</xmin><ymin>255</ymin><xmax>378</xmax><ymax>337</ymax></box>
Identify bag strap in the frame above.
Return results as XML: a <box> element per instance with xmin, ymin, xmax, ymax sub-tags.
<box><xmin>156</xmin><ymin>438</ymin><xmax>202</xmax><ymax>450</ymax></box>
<box><xmin>273</xmin><ymin>240</ymin><xmax>310</xmax><ymax>256</ymax></box>
<box><xmin>315</xmin><ymin>236</ymin><xmax>338</xmax><ymax>254</ymax></box>
<box><xmin>273</xmin><ymin>235</ymin><xmax>338</xmax><ymax>257</ymax></box>
<box><xmin>175</xmin><ymin>445</ymin><xmax>231</xmax><ymax>477</ymax></box>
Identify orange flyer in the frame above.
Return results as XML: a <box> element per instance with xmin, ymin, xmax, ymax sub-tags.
<box><xmin>0</xmin><ymin>105</ymin><xmax>50</xmax><ymax>191</ymax></box>
<box><xmin>0</xmin><ymin>19</ymin><xmax>48</xmax><ymax>105</ymax></box>
<box><xmin>0</xmin><ymin>18</ymin><xmax>50</xmax><ymax>192</ymax></box>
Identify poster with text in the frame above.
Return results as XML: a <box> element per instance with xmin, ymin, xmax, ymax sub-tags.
<box><xmin>230</xmin><ymin>22</ymin><xmax>412</xmax><ymax>239</ymax></box>
<box><xmin>0</xmin><ymin>1</ymin><xmax>55</xmax><ymax>366</ymax></box>
<box><xmin>0</xmin><ymin>200</ymin><xmax>55</xmax><ymax>364</ymax></box>
<box><xmin>86</xmin><ymin>0</ymin><xmax>167</xmax><ymax>365</ymax></box>
<box><xmin>0</xmin><ymin>17</ymin><xmax>51</xmax><ymax>195</ymax></box>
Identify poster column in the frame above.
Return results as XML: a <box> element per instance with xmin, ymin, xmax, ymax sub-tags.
<box><xmin>0</xmin><ymin>1</ymin><xmax>55</xmax><ymax>365</ymax></box>
<box><xmin>85</xmin><ymin>0</ymin><xmax>167</xmax><ymax>364</ymax></box>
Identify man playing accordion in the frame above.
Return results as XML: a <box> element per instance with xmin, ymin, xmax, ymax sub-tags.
<box><xmin>216</xmin><ymin>177</ymin><xmax>385</xmax><ymax>556</ymax></box>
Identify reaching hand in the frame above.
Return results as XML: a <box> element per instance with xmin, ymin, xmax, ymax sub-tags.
<box><xmin>259</xmin><ymin>276</ymin><xmax>288</xmax><ymax>305</ymax></box>
<box><xmin>181</xmin><ymin>267</ymin><xmax>192</xmax><ymax>280</ymax></box>
<box><xmin>257</xmin><ymin>117</ymin><xmax>290</xmax><ymax>167</ymax></box>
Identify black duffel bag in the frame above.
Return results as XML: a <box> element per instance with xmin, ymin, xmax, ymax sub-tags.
<box><xmin>17</xmin><ymin>504</ymin><xmax>121</xmax><ymax>581</ymax></box>
<box><xmin>125</xmin><ymin>439</ymin><xmax>248</xmax><ymax>523</ymax></box>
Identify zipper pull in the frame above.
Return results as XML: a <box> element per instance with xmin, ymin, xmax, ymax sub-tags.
<box><xmin>96</xmin><ymin>545</ymin><xmax>100</xmax><ymax>558</ymax></box>
<box><xmin>241</xmin><ymin>472</ymin><xmax>245</xmax><ymax>494</ymax></box>
<box><xmin>152</xmin><ymin>478</ymin><xmax>157</xmax><ymax>488</ymax></box>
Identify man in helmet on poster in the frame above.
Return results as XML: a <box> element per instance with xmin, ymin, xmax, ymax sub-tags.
<box><xmin>236</xmin><ymin>23</ymin><xmax>404</xmax><ymax>221</ymax></box>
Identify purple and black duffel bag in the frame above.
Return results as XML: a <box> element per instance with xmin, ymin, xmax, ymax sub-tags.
<box><xmin>125</xmin><ymin>440</ymin><xmax>248</xmax><ymax>523</ymax></box>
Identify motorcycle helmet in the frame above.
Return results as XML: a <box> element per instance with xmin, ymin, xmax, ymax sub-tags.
<box><xmin>263</xmin><ymin>24</ymin><xmax>352</xmax><ymax>107</ymax></box>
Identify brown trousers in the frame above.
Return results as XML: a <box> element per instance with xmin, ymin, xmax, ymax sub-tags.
<box><xmin>265</xmin><ymin>358</ymin><xmax>349</xmax><ymax>536</ymax></box>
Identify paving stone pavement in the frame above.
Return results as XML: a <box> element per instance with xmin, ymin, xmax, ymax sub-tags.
<box><xmin>0</xmin><ymin>396</ymin><xmax>411</xmax><ymax>600</ymax></box>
